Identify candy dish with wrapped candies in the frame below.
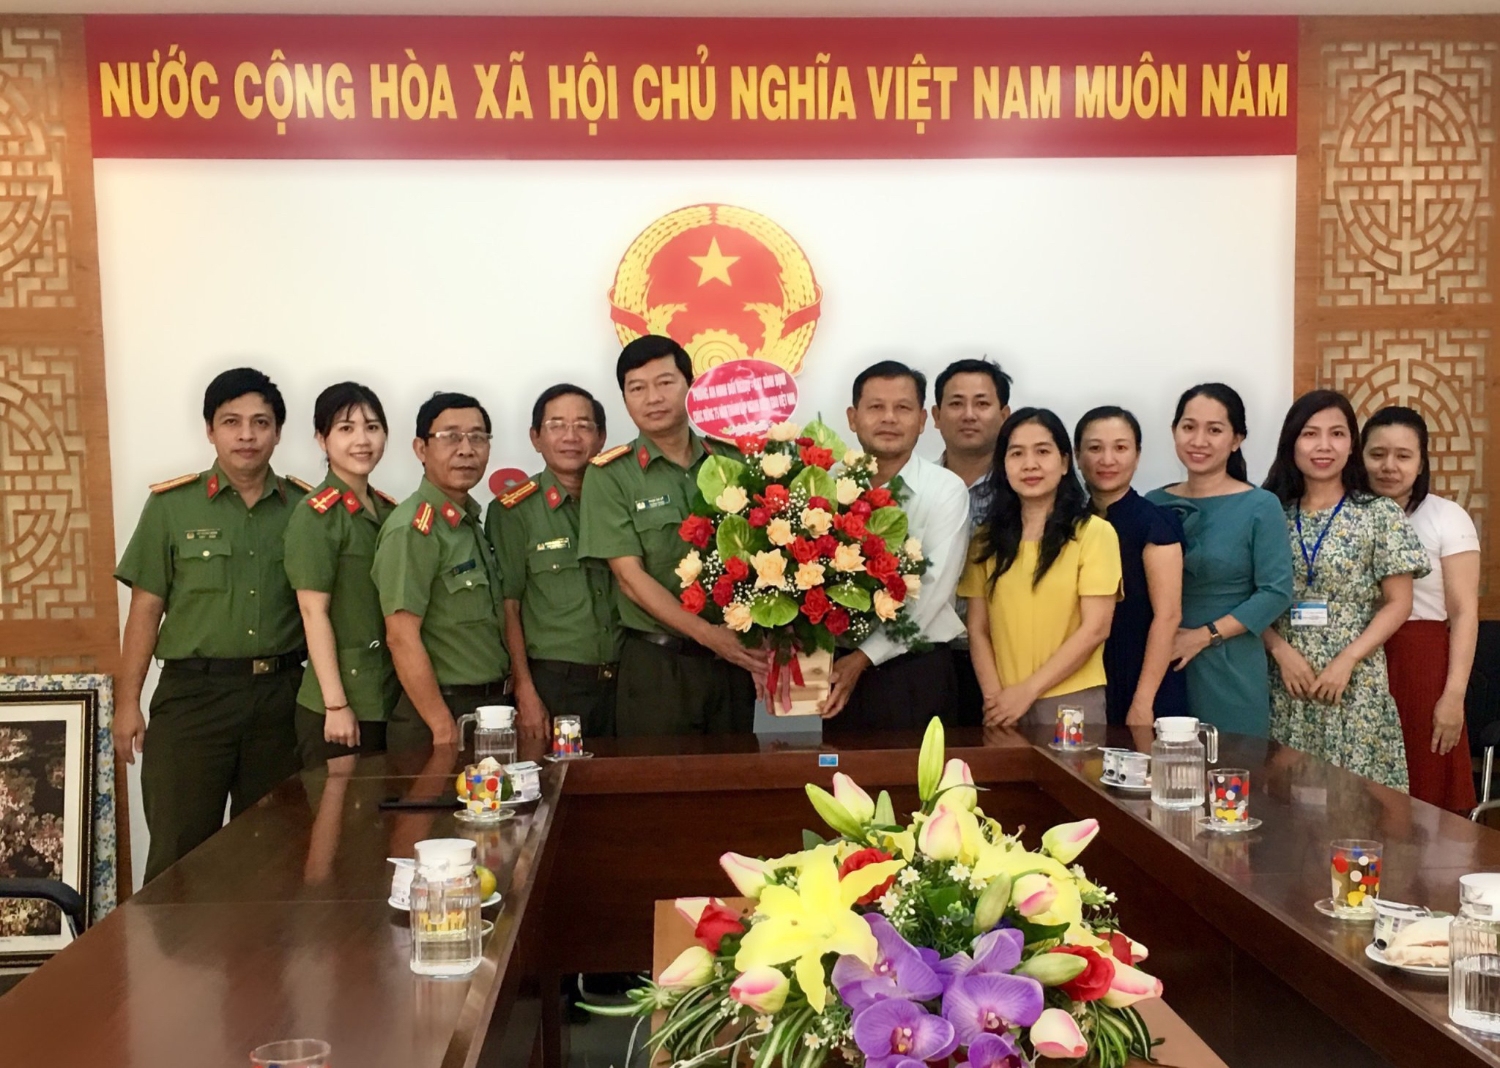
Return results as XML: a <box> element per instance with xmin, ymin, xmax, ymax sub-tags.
<box><xmin>1366</xmin><ymin>915</ymin><xmax>1452</xmax><ymax>977</ymax></box>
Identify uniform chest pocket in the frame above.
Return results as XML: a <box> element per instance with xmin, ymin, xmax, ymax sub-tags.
<box><xmin>630</xmin><ymin>505</ymin><xmax>682</xmax><ymax>559</ymax></box>
<box><xmin>174</xmin><ymin>537</ymin><xmax>231</xmax><ymax>593</ymax></box>
<box><xmin>527</xmin><ymin>543</ymin><xmax>580</xmax><ymax>575</ymax></box>
<box><xmin>440</xmin><ymin>561</ymin><xmax>495</xmax><ymax>621</ymax></box>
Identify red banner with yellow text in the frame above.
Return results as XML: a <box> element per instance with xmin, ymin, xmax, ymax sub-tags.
<box><xmin>85</xmin><ymin>16</ymin><xmax>1296</xmax><ymax>160</ymax></box>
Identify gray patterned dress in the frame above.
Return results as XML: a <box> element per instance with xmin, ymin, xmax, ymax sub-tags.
<box><xmin>1269</xmin><ymin>495</ymin><xmax>1429</xmax><ymax>791</ymax></box>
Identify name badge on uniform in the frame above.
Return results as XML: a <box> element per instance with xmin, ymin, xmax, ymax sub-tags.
<box><xmin>1290</xmin><ymin>600</ymin><xmax>1330</xmax><ymax>627</ymax></box>
<box><xmin>634</xmin><ymin>495</ymin><xmax>670</xmax><ymax>511</ymax></box>
<box><xmin>536</xmin><ymin>536</ymin><xmax>571</xmax><ymax>551</ymax></box>
<box><xmin>449</xmin><ymin>559</ymin><xmax>477</xmax><ymax>576</ymax></box>
<box><xmin>184</xmin><ymin>528</ymin><xmax>220</xmax><ymax>540</ymax></box>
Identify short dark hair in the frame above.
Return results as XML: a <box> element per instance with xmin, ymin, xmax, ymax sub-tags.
<box><xmin>935</xmin><ymin>357</ymin><xmax>1013</xmax><ymax>408</ymax></box>
<box><xmin>415</xmin><ymin>392</ymin><xmax>491</xmax><ymax>440</ymax></box>
<box><xmin>203</xmin><ymin>367</ymin><xmax>286</xmax><ymax>428</ymax></box>
<box><xmin>1361</xmin><ymin>405</ymin><xmax>1431</xmax><ymax>514</ymax></box>
<box><xmin>1074</xmin><ymin>405</ymin><xmax>1143</xmax><ymax>450</ymax></box>
<box><xmin>531</xmin><ymin>383</ymin><xmax>606</xmax><ymax>434</ymax></box>
<box><xmin>853</xmin><ymin>360</ymin><xmax>927</xmax><ymax>408</ymax></box>
<box><xmin>1263</xmin><ymin>389</ymin><xmax>1371</xmax><ymax>505</ymax></box>
<box><xmin>313</xmin><ymin>381</ymin><xmax>387</xmax><ymax>439</ymax></box>
<box><xmin>616</xmin><ymin>335</ymin><xmax>693</xmax><ymax>390</ymax></box>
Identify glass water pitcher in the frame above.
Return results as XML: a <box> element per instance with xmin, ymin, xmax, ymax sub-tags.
<box><xmin>458</xmin><ymin>704</ymin><xmax>518</xmax><ymax>764</ymax></box>
<box><xmin>1150</xmin><ymin>716</ymin><xmax>1218</xmax><ymax>809</ymax></box>
<box><xmin>409</xmin><ymin>838</ymin><xmax>482</xmax><ymax>978</ymax></box>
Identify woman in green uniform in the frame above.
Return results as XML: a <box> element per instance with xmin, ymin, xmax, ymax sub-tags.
<box><xmin>284</xmin><ymin>382</ymin><xmax>401</xmax><ymax>766</ymax></box>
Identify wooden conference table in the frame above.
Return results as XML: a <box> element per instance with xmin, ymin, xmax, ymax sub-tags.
<box><xmin>1</xmin><ymin>726</ymin><xmax>1498</xmax><ymax>1068</ymax></box>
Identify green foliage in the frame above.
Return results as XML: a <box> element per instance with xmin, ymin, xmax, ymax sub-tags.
<box><xmin>802</xmin><ymin>417</ymin><xmax>846</xmax><ymax>455</ymax></box>
<box><xmin>866</xmin><ymin>506</ymin><xmax>909</xmax><ymax>551</ymax></box>
<box><xmin>697</xmin><ymin>454</ymin><xmax>748</xmax><ymax>503</ymax></box>
<box><xmin>717</xmin><ymin>515</ymin><xmax>761</xmax><ymax>561</ymax></box>
<box><xmin>750</xmin><ymin>592</ymin><xmax>799</xmax><ymax>628</ymax></box>
<box><xmin>826</xmin><ymin>582</ymin><xmax>871</xmax><ymax>612</ymax></box>
<box><xmin>790</xmin><ymin>464</ymin><xmax>837</xmax><ymax>503</ymax></box>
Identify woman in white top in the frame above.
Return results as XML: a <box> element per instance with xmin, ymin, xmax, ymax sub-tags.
<box><xmin>1362</xmin><ymin>406</ymin><xmax>1481</xmax><ymax>812</ymax></box>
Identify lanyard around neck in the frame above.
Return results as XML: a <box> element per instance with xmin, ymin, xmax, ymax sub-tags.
<box><xmin>1294</xmin><ymin>494</ymin><xmax>1346</xmax><ymax>589</ymax></box>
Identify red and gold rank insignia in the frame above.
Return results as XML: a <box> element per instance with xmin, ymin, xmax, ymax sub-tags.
<box><xmin>439</xmin><ymin>501</ymin><xmax>463</xmax><ymax>528</ymax></box>
<box><xmin>342</xmin><ymin>492</ymin><xmax>361</xmax><ymax>514</ymax></box>
<box><xmin>308</xmin><ymin>487</ymin><xmax>342</xmax><ymax>514</ymax></box>
<box><xmin>590</xmin><ymin>444</ymin><xmax>631</xmax><ymax>467</ymax></box>
<box><xmin>545</xmin><ymin>485</ymin><xmax>563</xmax><ymax>510</ymax></box>
<box><xmin>412</xmin><ymin>502</ymin><xmax>435</xmax><ymax>535</ymax></box>
<box><xmin>637</xmin><ymin>446</ymin><xmax>651</xmax><ymax>469</ymax></box>
<box><xmin>205</xmin><ymin>474</ymin><xmax>221</xmax><ymax>498</ymax></box>
<box><xmin>608</xmin><ymin>204</ymin><xmax>822</xmax><ymax>376</ymax></box>
<box><xmin>499</xmin><ymin>481</ymin><xmax>538</xmax><ymax>510</ymax></box>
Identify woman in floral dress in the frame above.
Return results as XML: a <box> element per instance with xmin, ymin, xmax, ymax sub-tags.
<box><xmin>1261</xmin><ymin>391</ymin><xmax>1428</xmax><ymax>790</ymax></box>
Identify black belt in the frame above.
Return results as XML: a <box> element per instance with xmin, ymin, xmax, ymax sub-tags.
<box><xmin>162</xmin><ymin>650</ymin><xmax>306</xmax><ymax>677</ymax></box>
<box><xmin>625</xmin><ymin>628</ymin><xmax>716</xmax><ymax>659</ymax></box>
<box><xmin>531</xmin><ymin>659</ymin><xmax>619</xmax><ymax>682</ymax></box>
<box><xmin>439</xmin><ymin>679</ymin><xmax>509</xmax><ymax>699</ymax></box>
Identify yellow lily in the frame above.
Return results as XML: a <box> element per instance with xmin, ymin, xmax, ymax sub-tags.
<box><xmin>734</xmin><ymin>845</ymin><xmax>905</xmax><ymax>1012</ymax></box>
<box><xmin>971</xmin><ymin>843</ymin><xmax>1085</xmax><ymax>934</ymax></box>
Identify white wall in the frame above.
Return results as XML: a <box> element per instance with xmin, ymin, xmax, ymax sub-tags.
<box><xmin>95</xmin><ymin>155</ymin><xmax>1295</xmax><ymax>886</ymax></box>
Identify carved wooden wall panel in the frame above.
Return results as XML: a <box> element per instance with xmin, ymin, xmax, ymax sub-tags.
<box><xmin>0</xmin><ymin>19</ymin><xmax>117</xmax><ymax>673</ymax></box>
<box><xmin>1298</xmin><ymin>18</ymin><xmax>1500</xmax><ymax>617</ymax></box>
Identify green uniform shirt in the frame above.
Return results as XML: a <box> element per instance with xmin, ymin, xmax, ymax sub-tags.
<box><xmin>485</xmin><ymin>467</ymin><xmax>621</xmax><ymax>666</ymax></box>
<box><xmin>283</xmin><ymin>474</ymin><xmax>400</xmax><ymax>721</ymax></box>
<box><xmin>114</xmin><ymin>463</ymin><xmax>305</xmax><ymax>660</ymax></box>
<box><xmin>578</xmin><ymin>432</ymin><xmax>736</xmax><ymax>637</ymax></box>
<box><xmin>371</xmin><ymin>477</ymin><xmax>509</xmax><ymax>687</ymax></box>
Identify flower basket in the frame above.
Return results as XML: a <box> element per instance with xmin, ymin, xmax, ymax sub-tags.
<box><xmin>772</xmin><ymin>648</ymin><xmax>833</xmax><ymax>717</ymax></box>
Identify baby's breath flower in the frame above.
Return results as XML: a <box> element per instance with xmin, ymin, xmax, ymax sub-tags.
<box><xmin>755</xmin><ymin>1015</ymin><xmax>774</xmax><ymax>1033</ymax></box>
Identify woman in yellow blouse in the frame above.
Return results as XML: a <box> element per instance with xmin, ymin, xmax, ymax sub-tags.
<box><xmin>960</xmin><ymin>408</ymin><xmax>1123</xmax><ymax>727</ymax></box>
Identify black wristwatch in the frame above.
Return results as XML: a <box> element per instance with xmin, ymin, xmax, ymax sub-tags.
<box><xmin>1205</xmin><ymin>621</ymin><xmax>1225</xmax><ymax>648</ymax></box>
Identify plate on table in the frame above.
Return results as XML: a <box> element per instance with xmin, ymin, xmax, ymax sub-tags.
<box><xmin>499</xmin><ymin>791</ymin><xmax>542</xmax><ymax>808</ymax></box>
<box><xmin>543</xmin><ymin>752</ymin><xmax>593</xmax><ymax>762</ymax></box>
<box><xmin>1365</xmin><ymin>942</ymin><xmax>1447</xmax><ymax>978</ymax></box>
<box><xmin>389</xmin><ymin>891</ymin><xmax>501</xmax><ymax>912</ymax></box>
<box><xmin>1100</xmin><ymin>775</ymin><xmax>1151</xmax><ymax>795</ymax></box>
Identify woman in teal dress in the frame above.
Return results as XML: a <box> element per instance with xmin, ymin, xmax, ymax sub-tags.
<box><xmin>1261</xmin><ymin>390</ymin><xmax>1428</xmax><ymax>791</ymax></box>
<box><xmin>1147</xmin><ymin>384</ymin><xmax>1293</xmax><ymax>737</ymax></box>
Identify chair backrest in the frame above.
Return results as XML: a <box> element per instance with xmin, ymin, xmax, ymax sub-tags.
<box><xmin>0</xmin><ymin>878</ymin><xmax>85</xmax><ymax>936</ymax></box>
<box><xmin>1472</xmin><ymin>800</ymin><xmax>1500</xmax><ymax>831</ymax></box>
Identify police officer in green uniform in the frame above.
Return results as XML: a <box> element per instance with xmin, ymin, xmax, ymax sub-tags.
<box><xmin>373</xmin><ymin>392</ymin><xmax>509</xmax><ymax>752</ymax></box>
<box><xmin>578</xmin><ymin>336</ymin><xmax>765</xmax><ymax>736</ymax></box>
<box><xmin>283</xmin><ymin>382</ymin><xmax>401</xmax><ymax>767</ymax></box>
<box><xmin>487</xmin><ymin>384</ymin><xmax>621</xmax><ymax>740</ymax></box>
<box><xmin>113</xmin><ymin>368</ymin><xmax>309</xmax><ymax>883</ymax></box>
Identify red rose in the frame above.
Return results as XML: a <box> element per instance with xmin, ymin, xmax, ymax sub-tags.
<box><xmin>694</xmin><ymin>902</ymin><xmax>747</xmax><ymax>952</ymax></box>
<box><xmin>848</xmin><ymin>499</ymin><xmax>874</xmax><ymax>518</ymax></box>
<box><xmin>796</xmin><ymin>436</ymin><xmax>815</xmax><ymax>447</ymax></box>
<box><xmin>837</xmin><ymin>513</ymin><xmax>868</xmax><ymax>539</ymax></box>
<box><xmin>867</xmin><ymin>552</ymin><xmax>900</xmax><ymax>582</ymax></box>
<box><xmin>735</xmin><ymin>436</ymin><xmax>766</xmax><ymax>455</ymax></box>
<box><xmin>807</xmin><ymin>496</ymin><xmax>832</xmax><ymax>512</ymax></box>
<box><xmin>825</xmin><ymin>607</ymin><xmax>850</xmax><ymax>636</ymax></box>
<box><xmin>802</xmin><ymin>587</ymin><xmax>831</xmax><ymax>624</ymax></box>
<box><xmin>747</xmin><ymin>507</ymin><xmax>770</xmax><ymax>528</ymax></box>
<box><xmin>679</xmin><ymin>515</ymin><xmax>714</xmax><ymax>549</ymax></box>
<box><xmin>760</xmin><ymin>484</ymin><xmax>790</xmax><ymax>513</ymax></box>
<box><xmin>788</xmin><ymin>537</ymin><xmax>820</xmax><ymax>565</ymax></box>
<box><xmin>1052</xmin><ymin>946</ymin><xmax>1114</xmax><ymax>1003</ymax></box>
<box><xmin>865</xmin><ymin>488</ymin><xmax>894</xmax><ymax>508</ymax></box>
<box><xmin>724</xmin><ymin>557</ymin><xmax>750</xmax><ymax>583</ymax></box>
<box><xmin>680</xmin><ymin>582</ymin><xmax>707</xmax><ymax>614</ymax></box>
<box><xmin>814</xmin><ymin>534</ymin><xmax>839</xmax><ymax>558</ymax></box>
<box><xmin>862</xmin><ymin>535</ymin><xmax>888</xmax><ymax>560</ymax></box>
<box><xmin>712</xmin><ymin>575</ymin><xmax>736</xmax><ymax>607</ymax></box>
<box><xmin>884</xmin><ymin>574</ymin><xmax>907</xmax><ymax>602</ymax></box>
<box><xmin>838</xmin><ymin>848</ymin><xmax>896</xmax><ymax>905</ymax></box>
<box><xmin>799</xmin><ymin>445</ymin><xmax>835</xmax><ymax>469</ymax></box>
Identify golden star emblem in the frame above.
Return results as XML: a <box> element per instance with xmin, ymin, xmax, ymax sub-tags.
<box><xmin>688</xmin><ymin>236</ymin><xmax>740</xmax><ymax>287</ymax></box>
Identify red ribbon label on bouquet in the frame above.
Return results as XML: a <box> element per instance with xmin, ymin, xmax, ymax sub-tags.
<box><xmin>686</xmin><ymin>359</ymin><xmax>799</xmax><ymax>442</ymax></box>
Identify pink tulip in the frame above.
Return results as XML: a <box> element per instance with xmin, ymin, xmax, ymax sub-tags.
<box><xmin>1012</xmin><ymin>873</ymin><xmax>1058</xmax><ymax>917</ymax></box>
<box><xmin>729</xmin><ymin>965</ymin><xmax>790</xmax><ymax>1013</ymax></box>
<box><xmin>918</xmin><ymin>808</ymin><xmax>963</xmax><ymax>861</ymax></box>
<box><xmin>936</xmin><ymin>759</ymin><xmax>977</xmax><ymax>812</ymax></box>
<box><xmin>1030</xmin><ymin>1007</ymin><xmax>1088</xmax><ymax>1059</ymax></box>
<box><xmin>659</xmin><ymin>946</ymin><xmax>715</xmax><ymax>991</ymax></box>
<box><xmin>832</xmin><ymin>773</ymin><xmax>876</xmax><ymax>824</ymax></box>
<box><xmin>720</xmin><ymin>852</ymin><xmax>770</xmax><ymax>898</ymax></box>
<box><xmin>1101</xmin><ymin>958</ymin><xmax>1163</xmax><ymax>1008</ymax></box>
<box><xmin>1041</xmin><ymin>818</ymin><xmax>1100</xmax><ymax>865</ymax></box>
<box><xmin>674</xmin><ymin>897</ymin><xmax>725</xmax><ymax>928</ymax></box>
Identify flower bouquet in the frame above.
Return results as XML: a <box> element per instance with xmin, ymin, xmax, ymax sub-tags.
<box><xmin>594</xmin><ymin>720</ymin><xmax>1163</xmax><ymax>1068</ymax></box>
<box><xmin>674</xmin><ymin>418</ymin><xmax>928</xmax><ymax>714</ymax></box>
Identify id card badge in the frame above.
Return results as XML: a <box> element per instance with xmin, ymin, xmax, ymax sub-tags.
<box><xmin>1291</xmin><ymin>600</ymin><xmax>1330</xmax><ymax>627</ymax></box>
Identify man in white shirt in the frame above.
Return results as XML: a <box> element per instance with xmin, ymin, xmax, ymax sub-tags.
<box><xmin>822</xmin><ymin>360</ymin><xmax>972</xmax><ymax>731</ymax></box>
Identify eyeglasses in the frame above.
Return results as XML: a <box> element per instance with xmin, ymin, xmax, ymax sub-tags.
<box><xmin>428</xmin><ymin>430</ymin><xmax>492</xmax><ymax>447</ymax></box>
<box><xmin>540</xmin><ymin>419</ymin><xmax>598</xmax><ymax>435</ymax></box>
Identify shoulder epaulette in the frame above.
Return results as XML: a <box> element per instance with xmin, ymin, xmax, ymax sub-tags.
<box><xmin>499</xmin><ymin>480</ymin><xmax>539</xmax><ymax>509</ymax></box>
<box><xmin>284</xmin><ymin>475</ymin><xmax>314</xmax><ymax>494</ymax></box>
<box><xmin>590</xmin><ymin>444</ymin><xmax>631</xmax><ymax>467</ymax></box>
<box><xmin>307</xmin><ymin>487</ymin><xmax>343</xmax><ymax>514</ymax></box>
<box><xmin>412</xmin><ymin>501</ymin><xmax>435</xmax><ymax>535</ymax></box>
<box><xmin>150</xmin><ymin>472</ymin><xmax>200</xmax><ymax>494</ymax></box>
<box><xmin>373</xmin><ymin>489</ymin><xmax>397</xmax><ymax>506</ymax></box>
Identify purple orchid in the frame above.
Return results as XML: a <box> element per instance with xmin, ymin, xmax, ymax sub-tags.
<box><xmin>960</xmin><ymin>1033</ymin><xmax>1028</xmax><ymax>1068</ymax></box>
<box><xmin>833</xmin><ymin>915</ymin><xmax>943</xmax><ymax>1011</ymax></box>
<box><xmin>934</xmin><ymin>928</ymin><xmax>1026</xmax><ymax>990</ymax></box>
<box><xmin>852</xmin><ymin>999</ymin><xmax>959</xmax><ymax>1068</ymax></box>
<box><xmin>942</xmin><ymin>972</ymin><xmax>1045</xmax><ymax>1045</ymax></box>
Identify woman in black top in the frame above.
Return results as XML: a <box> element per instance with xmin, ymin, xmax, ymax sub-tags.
<box><xmin>1075</xmin><ymin>406</ymin><xmax>1188</xmax><ymax>725</ymax></box>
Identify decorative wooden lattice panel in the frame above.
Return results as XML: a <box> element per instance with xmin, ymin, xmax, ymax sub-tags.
<box><xmin>0</xmin><ymin>20</ymin><xmax>116</xmax><ymax>672</ymax></box>
<box><xmin>1299</xmin><ymin>19</ymin><xmax>1500</xmax><ymax>615</ymax></box>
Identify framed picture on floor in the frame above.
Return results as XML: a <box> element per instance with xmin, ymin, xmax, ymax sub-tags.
<box><xmin>0</xmin><ymin>688</ymin><xmax>99</xmax><ymax>966</ymax></box>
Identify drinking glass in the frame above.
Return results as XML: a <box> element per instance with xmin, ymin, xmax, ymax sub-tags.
<box><xmin>1208</xmin><ymin>768</ymin><xmax>1251</xmax><ymax>827</ymax></box>
<box><xmin>551</xmin><ymin>714</ymin><xmax>583</xmax><ymax>758</ymax></box>
<box><xmin>250</xmin><ymin>1039</ymin><xmax>330</xmax><ymax>1067</ymax></box>
<box><xmin>1329</xmin><ymin>839</ymin><xmax>1382</xmax><ymax>918</ymax></box>
<box><xmin>1050</xmin><ymin>705</ymin><xmax>1090</xmax><ymax>751</ymax></box>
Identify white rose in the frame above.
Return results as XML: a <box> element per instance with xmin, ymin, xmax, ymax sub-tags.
<box><xmin>752</xmin><ymin>550</ymin><xmax>788</xmax><ymax>589</ymax></box>
<box><xmin>873</xmin><ymin>588</ymin><xmax>899</xmax><ymax>622</ymax></box>
<box><xmin>766</xmin><ymin>518</ymin><xmax>795</xmax><ymax>547</ymax></box>
<box><xmin>903</xmin><ymin>537</ymin><xmax>924</xmax><ymax>562</ymax></box>
<box><xmin>832</xmin><ymin>543</ymin><xmax>865</xmax><ymax>573</ymax></box>
<box><xmin>716</xmin><ymin>485</ymin><xmax>749</xmax><ymax>514</ymax></box>
<box><xmin>843</xmin><ymin>448</ymin><xmax>866</xmax><ymax>466</ymax></box>
<box><xmin>723</xmin><ymin>602</ymin><xmax>754</xmax><ymax>632</ymax></box>
<box><xmin>794</xmin><ymin>562</ymin><xmax>826</xmax><ymax>590</ymax></box>
<box><xmin>800</xmin><ymin>507</ymin><xmax>833</xmax><ymax>537</ymax></box>
<box><xmin>766</xmin><ymin>422</ymin><xmax>801</xmax><ymax>443</ymax></box>
<box><xmin>835</xmin><ymin>478</ymin><xmax>862</xmax><ymax>506</ymax></box>
<box><xmin>760</xmin><ymin>453</ymin><xmax>793</xmax><ymax>479</ymax></box>
<box><xmin>903</xmin><ymin>573</ymin><xmax>922</xmax><ymax>596</ymax></box>
<box><xmin>674</xmin><ymin>550</ymin><xmax>702</xmax><ymax>588</ymax></box>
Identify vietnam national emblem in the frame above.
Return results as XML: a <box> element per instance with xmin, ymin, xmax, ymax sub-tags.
<box><xmin>608</xmin><ymin>204</ymin><xmax>823</xmax><ymax>376</ymax></box>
